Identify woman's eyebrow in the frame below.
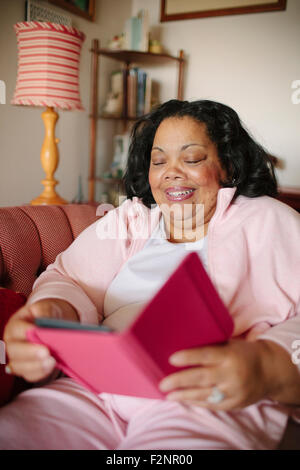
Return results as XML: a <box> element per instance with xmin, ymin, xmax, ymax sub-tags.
<box><xmin>151</xmin><ymin>143</ymin><xmax>207</xmax><ymax>152</ymax></box>
<box><xmin>181</xmin><ymin>143</ymin><xmax>207</xmax><ymax>150</ymax></box>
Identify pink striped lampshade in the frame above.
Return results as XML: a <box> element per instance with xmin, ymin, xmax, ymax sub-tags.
<box><xmin>12</xmin><ymin>22</ymin><xmax>85</xmax><ymax>110</ymax></box>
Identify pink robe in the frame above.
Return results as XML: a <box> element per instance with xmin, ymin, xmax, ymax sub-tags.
<box><xmin>0</xmin><ymin>188</ymin><xmax>299</xmax><ymax>449</ymax></box>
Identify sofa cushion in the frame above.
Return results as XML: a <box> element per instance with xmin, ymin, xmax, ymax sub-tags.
<box><xmin>0</xmin><ymin>288</ymin><xmax>27</xmax><ymax>406</ymax></box>
<box><xmin>0</xmin><ymin>204</ymin><xmax>99</xmax><ymax>297</ymax></box>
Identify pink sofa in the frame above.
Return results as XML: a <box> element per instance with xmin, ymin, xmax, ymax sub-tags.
<box><xmin>0</xmin><ymin>203</ymin><xmax>299</xmax><ymax>449</ymax></box>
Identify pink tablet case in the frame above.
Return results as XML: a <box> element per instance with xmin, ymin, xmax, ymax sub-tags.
<box><xmin>27</xmin><ymin>252</ymin><xmax>234</xmax><ymax>398</ymax></box>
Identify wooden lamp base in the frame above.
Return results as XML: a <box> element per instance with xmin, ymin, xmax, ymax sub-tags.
<box><xmin>31</xmin><ymin>106</ymin><xmax>67</xmax><ymax>205</ymax></box>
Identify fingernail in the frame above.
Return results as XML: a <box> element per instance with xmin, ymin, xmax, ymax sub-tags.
<box><xmin>169</xmin><ymin>353</ymin><xmax>183</xmax><ymax>365</ymax></box>
<box><xmin>37</xmin><ymin>349</ymin><xmax>49</xmax><ymax>359</ymax></box>
<box><xmin>166</xmin><ymin>392</ymin><xmax>180</xmax><ymax>401</ymax></box>
<box><xmin>159</xmin><ymin>379</ymin><xmax>172</xmax><ymax>392</ymax></box>
<box><xmin>43</xmin><ymin>357</ymin><xmax>56</xmax><ymax>370</ymax></box>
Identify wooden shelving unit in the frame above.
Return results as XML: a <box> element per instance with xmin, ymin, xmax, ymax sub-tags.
<box><xmin>88</xmin><ymin>39</ymin><xmax>185</xmax><ymax>203</ymax></box>
<box><xmin>277</xmin><ymin>186</ymin><xmax>300</xmax><ymax>212</ymax></box>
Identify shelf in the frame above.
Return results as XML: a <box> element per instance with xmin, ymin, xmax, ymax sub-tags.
<box><xmin>278</xmin><ymin>185</ymin><xmax>300</xmax><ymax>195</ymax></box>
<box><xmin>88</xmin><ymin>39</ymin><xmax>185</xmax><ymax>203</ymax></box>
<box><xmin>277</xmin><ymin>186</ymin><xmax>300</xmax><ymax>212</ymax></box>
<box><xmin>90</xmin><ymin>47</ymin><xmax>184</xmax><ymax>65</ymax></box>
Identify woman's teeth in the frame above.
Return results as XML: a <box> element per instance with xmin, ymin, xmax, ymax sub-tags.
<box><xmin>167</xmin><ymin>189</ymin><xmax>194</xmax><ymax>196</ymax></box>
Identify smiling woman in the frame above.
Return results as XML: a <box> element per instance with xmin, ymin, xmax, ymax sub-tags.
<box><xmin>124</xmin><ymin>100</ymin><xmax>278</xmax><ymax>243</ymax></box>
<box><xmin>124</xmin><ymin>99</ymin><xmax>277</xmax><ymax>207</ymax></box>
<box><xmin>1</xmin><ymin>100</ymin><xmax>300</xmax><ymax>450</ymax></box>
<box><xmin>148</xmin><ymin>116</ymin><xmax>227</xmax><ymax>242</ymax></box>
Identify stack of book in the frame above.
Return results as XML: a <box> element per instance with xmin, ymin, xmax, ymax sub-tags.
<box><xmin>124</xmin><ymin>9</ymin><xmax>149</xmax><ymax>52</ymax></box>
<box><xmin>127</xmin><ymin>67</ymin><xmax>152</xmax><ymax>118</ymax></box>
<box><xmin>103</xmin><ymin>66</ymin><xmax>156</xmax><ymax>119</ymax></box>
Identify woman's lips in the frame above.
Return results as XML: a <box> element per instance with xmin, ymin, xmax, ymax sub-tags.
<box><xmin>165</xmin><ymin>187</ymin><xmax>195</xmax><ymax>202</ymax></box>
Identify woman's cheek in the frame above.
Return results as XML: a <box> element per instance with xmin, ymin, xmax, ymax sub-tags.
<box><xmin>148</xmin><ymin>172</ymin><xmax>164</xmax><ymax>203</ymax></box>
<box><xmin>194</xmin><ymin>163</ymin><xmax>224</xmax><ymax>189</ymax></box>
<box><xmin>148</xmin><ymin>169</ymin><xmax>159</xmax><ymax>190</ymax></box>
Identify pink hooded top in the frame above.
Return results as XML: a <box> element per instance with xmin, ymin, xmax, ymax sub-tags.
<box><xmin>28</xmin><ymin>187</ymin><xmax>300</xmax><ymax>415</ymax></box>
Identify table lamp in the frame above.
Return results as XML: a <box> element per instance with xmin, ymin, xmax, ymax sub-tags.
<box><xmin>11</xmin><ymin>22</ymin><xmax>85</xmax><ymax>205</ymax></box>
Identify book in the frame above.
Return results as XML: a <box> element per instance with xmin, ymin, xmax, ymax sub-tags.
<box><xmin>136</xmin><ymin>69</ymin><xmax>147</xmax><ymax>117</ymax></box>
<box><xmin>127</xmin><ymin>68</ymin><xmax>137</xmax><ymax>118</ymax></box>
<box><xmin>144</xmin><ymin>75</ymin><xmax>152</xmax><ymax>114</ymax></box>
<box><xmin>27</xmin><ymin>252</ymin><xmax>234</xmax><ymax>399</ymax></box>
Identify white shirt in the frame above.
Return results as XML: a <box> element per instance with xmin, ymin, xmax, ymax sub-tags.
<box><xmin>103</xmin><ymin>215</ymin><xmax>207</xmax><ymax>331</ymax></box>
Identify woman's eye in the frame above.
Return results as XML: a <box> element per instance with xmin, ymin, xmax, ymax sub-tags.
<box><xmin>152</xmin><ymin>162</ymin><xmax>165</xmax><ymax>166</ymax></box>
<box><xmin>185</xmin><ymin>156</ymin><xmax>207</xmax><ymax>164</ymax></box>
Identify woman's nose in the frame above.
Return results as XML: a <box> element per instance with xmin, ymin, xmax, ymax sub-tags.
<box><xmin>163</xmin><ymin>162</ymin><xmax>185</xmax><ymax>180</ymax></box>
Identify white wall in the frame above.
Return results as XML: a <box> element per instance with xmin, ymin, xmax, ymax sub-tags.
<box><xmin>133</xmin><ymin>0</ymin><xmax>300</xmax><ymax>187</ymax></box>
<box><xmin>0</xmin><ymin>0</ymin><xmax>132</xmax><ymax>206</ymax></box>
<box><xmin>1</xmin><ymin>0</ymin><xmax>299</xmax><ymax>207</ymax></box>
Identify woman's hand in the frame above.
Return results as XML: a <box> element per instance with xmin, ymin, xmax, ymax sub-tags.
<box><xmin>4</xmin><ymin>298</ymin><xmax>79</xmax><ymax>383</ymax></box>
<box><xmin>159</xmin><ymin>339</ymin><xmax>287</xmax><ymax>411</ymax></box>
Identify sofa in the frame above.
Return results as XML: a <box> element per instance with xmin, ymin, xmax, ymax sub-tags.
<box><xmin>0</xmin><ymin>203</ymin><xmax>299</xmax><ymax>449</ymax></box>
<box><xmin>0</xmin><ymin>204</ymin><xmax>99</xmax><ymax>407</ymax></box>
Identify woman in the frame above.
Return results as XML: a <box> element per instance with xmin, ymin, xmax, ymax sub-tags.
<box><xmin>1</xmin><ymin>100</ymin><xmax>300</xmax><ymax>450</ymax></box>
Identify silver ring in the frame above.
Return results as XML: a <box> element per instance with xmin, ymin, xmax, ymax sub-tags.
<box><xmin>206</xmin><ymin>386</ymin><xmax>225</xmax><ymax>404</ymax></box>
<box><xmin>5</xmin><ymin>365</ymin><xmax>12</xmax><ymax>375</ymax></box>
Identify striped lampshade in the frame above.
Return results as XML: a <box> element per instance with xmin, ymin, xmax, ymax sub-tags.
<box><xmin>12</xmin><ymin>22</ymin><xmax>85</xmax><ymax>110</ymax></box>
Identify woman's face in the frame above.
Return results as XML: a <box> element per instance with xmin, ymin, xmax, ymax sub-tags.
<box><xmin>148</xmin><ymin>116</ymin><xmax>227</xmax><ymax>238</ymax></box>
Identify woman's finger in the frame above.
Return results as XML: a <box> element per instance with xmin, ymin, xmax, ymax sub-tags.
<box><xmin>4</xmin><ymin>318</ymin><xmax>35</xmax><ymax>343</ymax></box>
<box><xmin>164</xmin><ymin>384</ymin><xmax>243</xmax><ymax>411</ymax></box>
<box><xmin>169</xmin><ymin>343</ymin><xmax>228</xmax><ymax>367</ymax></box>
<box><xmin>6</xmin><ymin>341</ymin><xmax>50</xmax><ymax>363</ymax></box>
<box><xmin>6</xmin><ymin>357</ymin><xmax>56</xmax><ymax>382</ymax></box>
<box><xmin>29</xmin><ymin>301</ymin><xmax>63</xmax><ymax>319</ymax></box>
<box><xmin>159</xmin><ymin>366</ymin><xmax>217</xmax><ymax>392</ymax></box>
<box><xmin>4</xmin><ymin>300</ymin><xmax>65</xmax><ymax>344</ymax></box>
<box><xmin>165</xmin><ymin>385</ymin><xmax>228</xmax><ymax>406</ymax></box>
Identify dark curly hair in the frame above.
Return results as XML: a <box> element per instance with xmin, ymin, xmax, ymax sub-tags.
<box><xmin>123</xmin><ymin>99</ymin><xmax>278</xmax><ymax>208</ymax></box>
